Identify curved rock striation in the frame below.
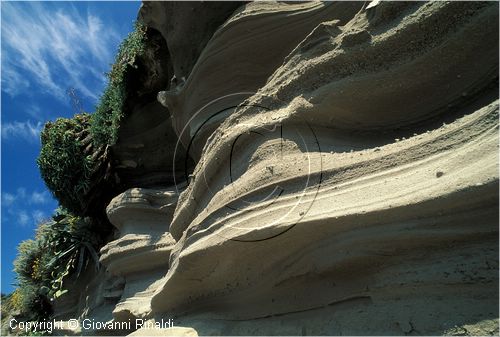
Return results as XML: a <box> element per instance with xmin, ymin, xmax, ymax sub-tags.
<box><xmin>156</xmin><ymin>1</ymin><xmax>363</xmax><ymax>162</ymax></box>
<box><xmin>169</xmin><ymin>0</ymin><xmax>499</xmax><ymax>241</ymax></box>
<box><xmin>100</xmin><ymin>187</ymin><xmax>180</xmax><ymax>322</ymax></box>
<box><xmin>57</xmin><ymin>1</ymin><xmax>499</xmax><ymax>335</ymax></box>
<box><xmin>138</xmin><ymin>1</ymin><xmax>242</xmax><ymax>81</ymax></box>
<box><xmin>145</xmin><ymin>1</ymin><xmax>499</xmax><ymax>335</ymax></box>
<box><xmin>153</xmin><ymin>99</ymin><xmax>499</xmax><ymax>334</ymax></box>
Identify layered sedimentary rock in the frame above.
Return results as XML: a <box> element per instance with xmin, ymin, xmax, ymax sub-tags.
<box><xmin>153</xmin><ymin>100</ymin><xmax>499</xmax><ymax>334</ymax></box>
<box><xmin>138</xmin><ymin>1</ymin><xmax>243</xmax><ymax>81</ymax></box>
<box><xmin>168</xmin><ymin>0</ymin><xmax>499</xmax><ymax>238</ymax></box>
<box><xmin>148</xmin><ymin>1</ymin><xmax>498</xmax><ymax>335</ymax></box>
<box><xmin>60</xmin><ymin>1</ymin><xmax>499</xmax><ymax>335</ymax></box>
<box><xmin>99</xmin><ymin>187</ymin><xmax>180</xmax><ymax>322</ymax></box>
<box><xmin>52</xmin><ymin>268</ymin><xmax>126</xmax><ymax>336</ymax></box>
<box><xmin>157</xmin><ymin>1</ymin><xmax>363</xmax><ymax>162</ymax></box>
<box><xmin>129</xmin><ymin>326</ymin><xmax>198</xmax><ymax>337</ymax></box>
<box><xmin>111</xmin><ymin>27</ymin><xmax>192</xmax><ymax>189</ymax></box>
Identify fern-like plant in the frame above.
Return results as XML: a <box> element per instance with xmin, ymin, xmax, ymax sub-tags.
<box><xmin>38</xmin><ymin>210</ymin><xmax>101</xmax><ymax>298</ymax></box>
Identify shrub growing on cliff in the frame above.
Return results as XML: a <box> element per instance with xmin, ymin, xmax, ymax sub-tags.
<box><xmin>91</xmin><ymin>22</ymin><xmax>147</xmax><ymax>146</ymax></box>
<box><xmin>1</xmin><ymin>290</ymin><xmax>24</xmax><ymax>333</ymax></box>
<box><xmin>12</xmin><ymin>239</ymin><xmax>53</xmax><ymax>321</ymax></box>
<box><xmin>37</xmin><ymin>113</ymin><xmax>111</xmax><ymax>216</ymax></box>
<box><xmin>12</xmin><ymin>210</ymin><xmax>101</xmax><ymax>320</ymax></box>
<box><xmin>38</xmin><ymin>23</ymin><xmax>147</xmax><ymax>215</ymax></box>
<box><xmin>39</xmin><ymin>210</ymin><xmax>101</xmax><ymax>294</ymax></box>
<box><xmin>38</xmin><ymin>113</ymin><xmax>90</xmax><ymax>215</ymax></box>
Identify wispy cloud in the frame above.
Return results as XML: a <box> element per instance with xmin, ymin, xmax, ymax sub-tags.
<box><xmin>1</xmin><ymin>67</ymin><xmax>31</xmax><ymax>96</ymax></box>
<box><xmin>1</xmin><ymin>120</ymin><xmax>42</xmax><ymax>143</ymax></box>
<box><xmin>2</xmin><ymin>193</ymin><xmax>16</xmax><ymax>206</ymax></box>
<box><xmin>2</xmin><ymin>188</ymin><xmax>55</xmax><ymax>227</ymax></box>
<box><xmin>30</xmin><ymin>191</ymin><xmax>50</xmax><ymax>205</ymax></box>
<box><xmin>32</xmin><ymin>210</ymin><xmax>47</xmax><ymax>224</ymax></box>
<box><xmin>16</xmin><ymin>188</ymin><xmax>26</xmax><ymax>199</ymax></box>
<box><xmin>25</xmin><ymin>105</ymin><xmax>42</xmax><ymax>121</ymax></box>
<box><xmin>2</xmin><ymin>189</ymin><xmax>50</xmax><ymax>205</ymax></box>
<box><xmin>1</xmin><ymin>2</ymin><xmax>120</xmax><ymax>101</ymax></box>
<box><xmin>17</xmin><ymin>211</ymin><xmax>30</xmax><ymax>227</ymax></box>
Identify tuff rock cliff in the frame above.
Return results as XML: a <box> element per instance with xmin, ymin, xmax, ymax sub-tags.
<box><xmin>52</xmin><ymin>1</ymin><xmax>499</xmax><ymax>335</ymax></box>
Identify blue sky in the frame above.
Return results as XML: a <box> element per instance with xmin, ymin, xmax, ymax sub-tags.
<box><xmin>1</xmin><ymin>1</ymin><xmax>141</xmax><ymax>294</ymax></box>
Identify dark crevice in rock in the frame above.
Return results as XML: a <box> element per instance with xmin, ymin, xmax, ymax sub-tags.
<box><xmin>123</xmin><ymin>27</ymin><xmax>173</xmax><ymax>112</ymax></box>
<box><xmin>111</xmin><ymin>25</ymin><xmax>194</xmax><ymax>190</ymax></box>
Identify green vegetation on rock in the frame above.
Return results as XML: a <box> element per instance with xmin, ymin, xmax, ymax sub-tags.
<box><xmin>91</xmin><ymin>22</ymin><xmax>148</xmax><ymax>146</ymax></box>
<box><xmin>37</xmin><ymin>113</ymin><xmax>100</xmax><ymax>215</ymax></box>
<box><xmin>37</xmin><ymin>22</ymin><xmax>148</xmax><ymax>216</ymax></box>
<box><xmin>14</xmin><ymin>21</ymin><xmax>149</xmax><ymax>330</ymax></box>
<box><xmin>11</xmin><ymin>209</ymin><xmax>102</xmax><ymax>321</ymax></box>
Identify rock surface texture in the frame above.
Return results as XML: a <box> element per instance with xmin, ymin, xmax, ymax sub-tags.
<box><xmin>62</xmin><ymin>1</ymin><xmax>500</xmax><ymax>335</ymax></box>
<box><xmin>100</xmin><ymin>187</ymin><xmax>180</xmax><ymax>323</ymax></box>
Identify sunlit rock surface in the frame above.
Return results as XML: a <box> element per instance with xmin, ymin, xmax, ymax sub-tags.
<box><xmin>157</xmin><ymin>1</ymin><xmax>363</xmax><ymax>162</ymax></box>
<box><xmin>57</xmin><ymin>1</ymin><xmax>499</xmax><ymax>335</ymax></box>
<box><xmin>100</xmin><ymin>188</ymin><xmax>179</xmax><ymax>322</ymax></box>
<box><xmin>151</xmin><ymin>1</ymin><xmax>499</xmax><ymax>335</ymax></box>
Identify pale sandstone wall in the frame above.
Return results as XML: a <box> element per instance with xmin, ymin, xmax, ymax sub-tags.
<box><xmin>56</xmin><ymin>1</ymin><xmax>499</xmax><ymax>335</ymax></box>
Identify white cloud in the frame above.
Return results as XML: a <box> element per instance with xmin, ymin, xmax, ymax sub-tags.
<box><xmin>18</xmin><ymin>211</ymin><xmax>30</xmax><ymax>227</ymax></box>
<box><xmin>1</xmin><ymin>67</ymin><xmax>31</xmax><ymax>96</ymax></box>
<box><xmin>16</xmin><ymin>188</ymin><xmax>27</xmax><ymax>199</ymax></box>
<box><xmin>1</xmin><ymin>120</ymin><xmax>42</xmax><ymax>142</ymax></box>
<box><xmin>2</xmin><ymin>188</ymin><xmax>50</xmax><ymax>207</ymax></box>
<box><xmin>32</xmin><ymin>210</ymin><xmax>46</xmax><ymax>223</ymax></box>
<box><xmin>1</xmin><ymin>2</ymin><xmax>120</xmax><ymax>102</ymax></box>
<box><xmin>30</xmin><ymin>191</ymin><xmax>49</xmax><ymax>204</ymax></box>
<box><xmin>2</xmin><ymin>188</ymin><xmax>55</xmax><ymax>227</ymax></box>
<box><xmin>2</xmin><ymin>193</ymin><xmax>16</xmax><ymax>206</ymax></box>
<box><xmin>25</xmin><ymin>105</ymin><xmax>42</xmax><ymax>121</ymax></box>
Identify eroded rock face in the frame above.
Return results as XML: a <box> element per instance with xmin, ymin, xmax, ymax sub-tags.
<box><xmin>153</xmin><ymin>100</ymin><xmax>499</xmax><ymax>334</ymax></box>
<box><xmin>53</xmin><ymin>268</ymin><xmax>126</xmax><ymax>336</ymax></box>
<box><xmin>156</xmin><ymin>1</ymin><xmax>363</xmax><ymax>162</ymax></box>
<box><xmin>138</xmin><ymin>1</ymin><xmax>242</xmax><ymax>80</ymax></box>
<box><xmin>111</xmin><ymin>27</ymin><xmax>193</xmax><ymax>189</ymax></box>
<box><xmin>73</xmin><ymin>1</ymin><xmax>498</xmax><ymax>335</ymax></box>
<box><xmin>147</xmin><ymin>1</ymin><xmax>498</xmax><ymax>335</ymax></box>
<box><xmin>100</xmin><ymin>187</ymin><xmax>180</xmax><ymax>322</ymax></box>
<box><xmin>168</xmin><ymin>0</ymin><xmax>499</xmax><ymax>239</ymax></box>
